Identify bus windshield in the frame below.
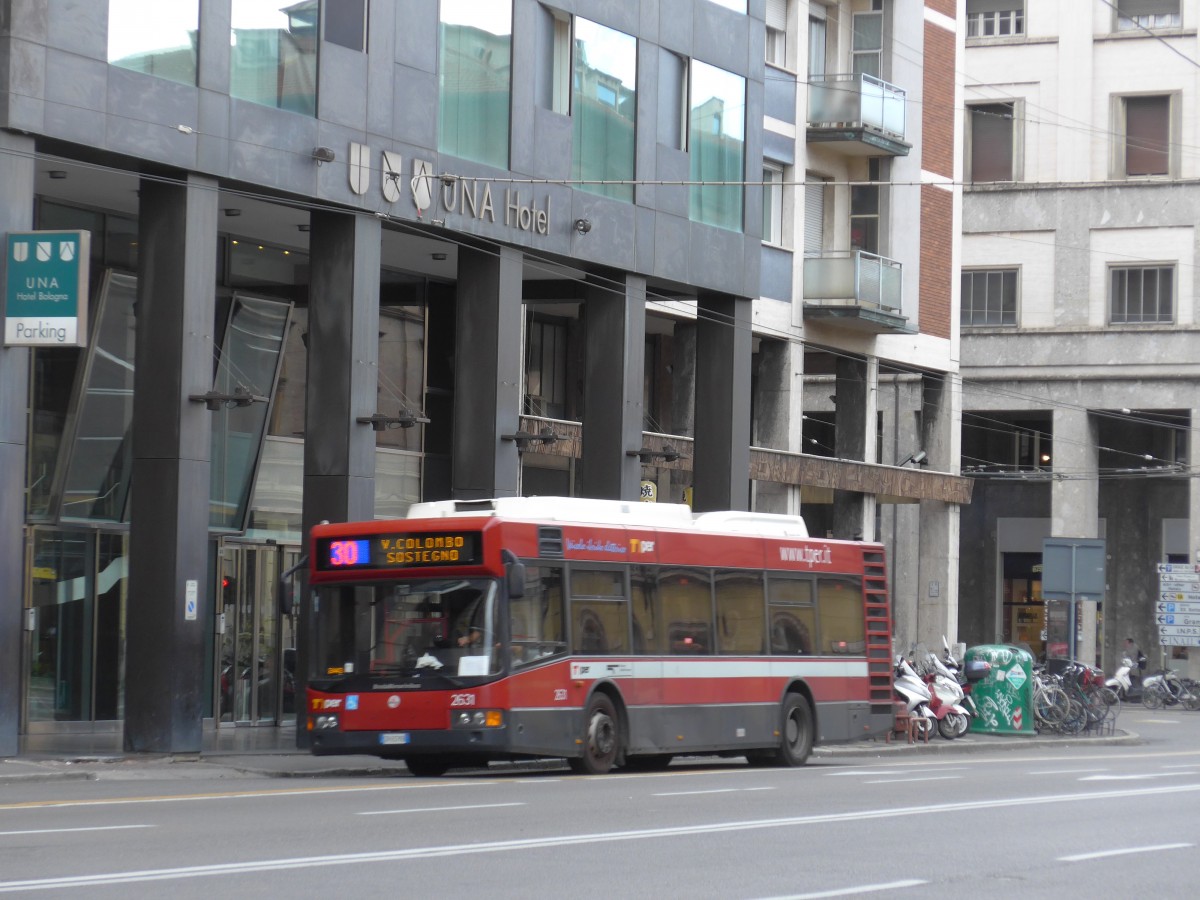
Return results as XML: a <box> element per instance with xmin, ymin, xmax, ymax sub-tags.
<box><xmin>314</xmin><ymin>578</ymin><xmax>500</xmax><ymax>680</ymax></box>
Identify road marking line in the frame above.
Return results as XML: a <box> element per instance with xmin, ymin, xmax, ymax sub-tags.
<box><xmin>358</xmin><ymin>803</ymin><xmax>524</xmax><ymax>816</ymax></box>
<box><xmin>6</xmin><ymin>784</ymin><xmax>1200</xmax><ymax>892</ymax></box>
<box><xmin>1079</xmin><ymin>773</ymin><xmax>1186</xmax><ymax>781</ymax></box>
<box><xmin>0</xmin><ymin>825</ymin><xmax>152</xmax><ymax>837</ymax></box>
<box><xmin>755</xmin><ymin>879</ymin><xmax>927</xmax><ymax>899</ymax></box>
<box><xmin>1026</xmin><ymin>768</ymin><xmax>1108</xmax><ymax>776</ymax></box>
<box><xmin>863</xmin><ymin>776</ymin><xmax>963</xmax><ymax>784</ymax></box>
<box><xmin>0</xmin><ymin>782</ymin><xmax>470</xmax><ymax>811</ymax></box>
<box><xmin>1059</xmin><ymin>843</ymin><xmax>1192</xmax><ymax>862</ymax></box>
<box><xmin>653</xmin><ymin>788</ymin><xmax>741</xmax><ymax>796</ymax></box>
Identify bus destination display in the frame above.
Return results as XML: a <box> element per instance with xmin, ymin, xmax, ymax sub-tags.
<box><xmin>316</xmin><ymin>532</ymin><xmax>481</xmax><ymax>570</ymax></box>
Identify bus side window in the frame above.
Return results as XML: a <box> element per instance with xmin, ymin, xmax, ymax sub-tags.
<box><xmin>509</xmin><ymin>564</ymin><xmax>566</xmax><ymax>667</ymax></box>
<box><xmin>715</xmin><ymin>570</ymin><xmax>765</xmax><ymax>655</ymax></box>
<box><xmin>767</xmin><ymin>575</ymin><xmax>816</xmax><ymax>656</ymax></box>
<box><xmin>569</xmin><ymin>568</ymin><xmax>629</xmax><ymax>656</ymax></box>
<box><xmin>659</xmin><ymin>568</ymin><xmax>712</xmax><ymax>655</ymax></box>
<box><xmin>817</xmin><ymin>575</ymin><xmax>865</xmax><ymax>655</ymax></box>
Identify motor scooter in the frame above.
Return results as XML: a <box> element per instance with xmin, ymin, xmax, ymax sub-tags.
<box><xmin>1106</xmin><ymin>656</ymin><xmax>1138</xmax><ymax>702</ymax></box>
<box><xmin>894</xmin><ymin>653</ymin><xmax>936</xmax><ymax>739</ymax></box>
<box><xmin>925</xmin><ymin>646</ymin><xmax>972</xmax><ymax>739</ymax></box>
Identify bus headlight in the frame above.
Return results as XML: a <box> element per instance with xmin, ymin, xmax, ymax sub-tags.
<box><xmin>452</xmin><ymin>710</ymin><xmax>503</xmax><ymax>728</ymax></box>
<box><xmin>313</xmin><ymin>714</ymin><xmax>340</xmax><ymax>731</ymax></box>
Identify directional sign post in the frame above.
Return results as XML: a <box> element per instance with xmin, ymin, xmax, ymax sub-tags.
<box><xmin>1156</xmin><ymin>564</ymin><xmax>1200</xmax><ymax>647</ymax></box>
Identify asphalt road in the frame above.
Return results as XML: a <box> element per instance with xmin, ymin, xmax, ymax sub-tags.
<box><xmin>2</xmin><ymin>709</ymin><xmax>1198</xmax><ymax>898</ymax></box>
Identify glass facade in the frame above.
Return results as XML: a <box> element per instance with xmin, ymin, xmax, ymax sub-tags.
<box><xmin>439</xmin><ymin>0</ymin><xmax>512</xmax><ymax>169</ymax></box>
<box><xmin>690</xmin><ymin>61</ymin><xmax>746</xmax><ymax>232</ymax></box>
<box><xmin>230</xmin><ymin>0</ymin><xmax>319</xmax><ymax>116</ymax></box>
<box><xmin>572</xmin><ymin>19</ymin><xmax>637</xmax><ymax>203</ymax></box>
<box><xmin>107</xmin><ymin>0</ymin><xmax>199</xmax><ymax>86</ymax></box>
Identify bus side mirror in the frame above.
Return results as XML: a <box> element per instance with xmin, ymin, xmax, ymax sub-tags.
<box><xmin>502</xmin><ymin>549</ymin><xmax>525</xmax><ymax>599</ymax></box>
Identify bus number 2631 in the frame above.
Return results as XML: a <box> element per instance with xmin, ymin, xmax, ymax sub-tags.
<box><xmin>450</xmin><ymin>694</ymin><xmax>476</xmax><ymax>707</ymax></box>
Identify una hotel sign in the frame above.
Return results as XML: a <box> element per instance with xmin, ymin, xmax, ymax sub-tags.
<box><xmin>4</xmin><ymin>230</ymin><xmax>90</xmax><ymax>347</ymax></box>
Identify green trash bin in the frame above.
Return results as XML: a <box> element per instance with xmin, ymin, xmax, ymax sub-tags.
<box><xmin>965</xmin><ymin>644</ymin><xmax>1035</xmax><ymax>735</ymax></box>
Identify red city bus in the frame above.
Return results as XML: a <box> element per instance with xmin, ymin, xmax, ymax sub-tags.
<box><xmin>306</xmin><ymin>497</ymin><xmax>893</xmax><ymax>775</ymax></box>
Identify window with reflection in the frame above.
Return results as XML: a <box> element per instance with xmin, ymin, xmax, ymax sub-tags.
<box><xmin>209</xmin><ymin>295</ymin><xmax>294</xmax><ymax>530</ymax></box>
<box><xmin>570</xmin><ymin>568</ymin><xmax>630</xmax><ymax>655</ymax></box>
<box><xmin>715</xmin><ymin>571</ymin><xmax>765</xmax><ymax>655</ymax></box>
<box><xmin>817</xmin><ymin>576</ymin><xmax>866</xmax><ymax>654</ymax></box>
<box><xmin>439</xmin><ymin>0</ymin><xmax>512</xmax><ymax>168</ymax></box>
<box><xmin>108</xmin><ymin>0</ymin><xmax>199</xmax><ymax>86</ymax></box>
<box><xmin>230</xmin><ymin>0</ymin><xmax>318</xmax><ymax>116</ymax></box>
<box><xmin>768</xmin><ymin>575</ymin><xmax>816</xmax><ymax>655</ymax></box>
<box><xmin>690</xmin><ymin>61</ymin><xmax>745</xmax><ymax>232</ymax></box>
<box><xmin>659</xmin><ymin>568</ymin><xmax>713</xmax><ymax>655</ymax></box>
<box><xmin>510</xmin><ymin>565</ymin><xmax>567</xmax><ymax>667</ymax></box>
<box><xmin>572</xmin><ymin>18</ymin><xmax>636</xmax><ymax>202</ymax></box>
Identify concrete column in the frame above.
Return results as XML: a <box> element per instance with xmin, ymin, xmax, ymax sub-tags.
<box><xmin>0</xmin><ymin>132</ymin><xmax>35</xmax><ymax>757</ymax></box>
<box><xmin>452</xmin><ymin>245</ymin><xmax>524</xmax><ymax>499</ymax></box>
<box><xmin>693</xmin><ymin>293</ymin><xmax>752</xmax><ymax>512</ymax></box>
<box><xmin>301</xmin><ymin>210</ymin><xmax>381</xmax><ymax>527</ymax></box>
<box><xmin>1051</xmin><ymin>406</ymin><xmax>1100</xmax><ymax>664</ymax></box>
<box><xmin>913</xmin><ymin>373</ymin><xmax>962</xmax><ymax>649</ymax></box>
<box><xmin>670</xmin><ymin>322</ymin><xmax>696</xmax><ymax>440</ymax></box>
<box><xmin>1188</xmin><ymin>410</ymin><xmax>1200</xmax><ymax>680</ymax></box>
<box><xmin>124</xmin><ymin>176</ymin><xmax>219</xmax><ymax>753</ymax></box>
<box><xmin>579</xmin><ymin>273</ymin><xmax>646</xmax><ymax>500</ymax></box>
<box><xmin>832</xmin><ymin>356</ymin><xmax>878</xmax><ymax>539</ymax></box>
<box><xmin>753</xmin><ymin>338</ymin><xmax>804</xmax><ymax>514</ymax></box>
<box><xmin>296</xmin><ymin>211</ymin><xmax>381</xmax><ymax>747</ymax></box>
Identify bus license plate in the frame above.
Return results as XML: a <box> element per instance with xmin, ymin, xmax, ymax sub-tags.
<box><xmin>379</xmin><ymin>733</ymin><xmax>410</xmax><ymax>745</ymax></box>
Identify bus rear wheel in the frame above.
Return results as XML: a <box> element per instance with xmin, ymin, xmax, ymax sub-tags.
<box><xmin>772</xmin><ymin>694</ymin><xmax>813</xmax><ymax>767</ymax></box>
<box><xmin>568</xmin><ymin>694</ymin><xmax>620</xmax><ymax>775</ymax></box>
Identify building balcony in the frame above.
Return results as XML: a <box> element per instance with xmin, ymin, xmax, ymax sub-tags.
<box><xmin>802</xmin><ymin>251</ymin><xmax>911</xmax><ymax>332</ymax></box>
<box><xmin>807</xmin><ymin>73</ymin><xmax>910</xmax><ymax>157</ymax></box>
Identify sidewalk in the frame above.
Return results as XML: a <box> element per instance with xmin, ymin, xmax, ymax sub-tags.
<box><xmin>0</xmin><ymin>725</ymin><xmax>1139</xmax><ymax>785</ymax></box>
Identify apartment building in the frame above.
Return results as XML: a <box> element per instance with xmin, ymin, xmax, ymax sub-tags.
<box><xmin>763</xmin><ymin>0</ymin><xmax>965</xmax><ymax>652</ymax></box>
<box><xmin>960</xmin><ymin>0</ymin><xmax>1200</xmax><ymax>673</ymax></box>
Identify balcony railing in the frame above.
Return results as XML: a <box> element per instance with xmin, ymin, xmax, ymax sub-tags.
<box><xmin>808</xmin><ymin>73</ymin><xmax>906</xmax><ymax>142</ymax></box>
<box><xmin>803</xmin><ymin>251</ymin><xmax>903</xmax><ymax>315</ymax></box>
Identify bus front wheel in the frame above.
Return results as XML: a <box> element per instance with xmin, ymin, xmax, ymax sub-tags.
<box><xmin>568</xmin><ymin>694</ymin><xmax>620</xmax><ymax>775</ymax></box>
<box><xmin>773</xmin><ymin>694</ymin><xmax>814</xmax><ymax>767</ymax></box>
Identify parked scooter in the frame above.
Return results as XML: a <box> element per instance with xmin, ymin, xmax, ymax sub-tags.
<box><xmin>925</xmin><ymin>642</ymin><xmax>972</xmax><ymax>739</ymax></box>
<box><xmin>894</xmin><ymin>653</ymin><xmax>936</xmax><ymax>739</ymax></box>
<box><xmin>1106</xmin><ymin>656</ymin><xmax>1138</xmax><ymax>702</ymax></box>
